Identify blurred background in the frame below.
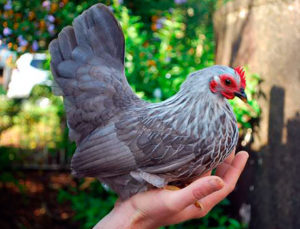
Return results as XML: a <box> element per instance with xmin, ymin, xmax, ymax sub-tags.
<box><xmin>0</xmin><ymin>0</ymin><xmax>299</xmax><ymax>228</ymax></box>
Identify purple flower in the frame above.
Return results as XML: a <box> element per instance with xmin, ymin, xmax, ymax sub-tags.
<box><xmin>3</xmin><ymin>27</ymin><xmax>12</xmax><ymax>36</ymax></box>
<box><xmin>156</xmin><ymin>23</ymin><xmax>162</xmax><ymax>29</ymax></box>
<box><xmin>174</xmin><ymin>0</ymin><xmax>187</xmax><ymax>4</ymax></box>
<box><xmin>32</xmin><ymin>40</ymin><xmax>39</xmax><ymax>51</ymax></box>
<box><xmin>156</xmin><ymin>17</ymin><xmax>166</xmax><ymax>30</ymax></box>
<box><xmin>17</xmin><ymin>35</ymin><xmax>28</xmax><ymax>47</ymax></box>
<box><xmin>118</xmin><ymin>0</ymin><xmax>123</xmax><ymax>4</ymax></box>
<box><xmin>4</xmin><ymin>4</ymin><xmax>12</xmax><ymax>10</ymax></box>
<box><xmin>47</xmin><ymin>15</ymin><xmax>55</xmax><ymax>23</ymax></box>
<box><xmin>4</xmin><ymin>1</ymin><xmax>12</xmax><ymax>10</ymax></box>
<box><xmin>47</xmin><ymin>24</ymin><xmax>55</xmax><ymax>34</ymax></box>
<box><xmin>19</xmin><ymin>40</ymin><xmax>28</xmax><ymax>47</ymax></box>
<box><xmin>42</xmin><ymin>1</ymin><xmax>50</xmax><ymax>10</ymax></box>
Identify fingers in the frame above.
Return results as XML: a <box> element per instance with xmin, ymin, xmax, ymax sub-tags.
<box><xmin>197</xmin><ymin>151</ymin><xmax>249</xmax><ymax>214</ymax></box>
<box><xmin>128</xmin><ymin>151</ymin><xmax>249</xmax><ymax>227</ymax></box>
<box><xmin>224</xmin><ymin>148</ymin><xmax>235</xmax><ymax>164</ymax></box>
<box><xmin>215</xmin><ymin>149</ymin><xmax>235</xmax><ymax>177</ymax></box>
<box><xmin>222</xmin><ymin>151</ymin><xmax>249</xmax><ymax>185</ymax></box>
<box><xmin>162</xmin><ymin>176</ymin><xmax>224</xmax><ymax>212</ymax></box>
<box><xmin>227</xmin><ymin>148</ymin><xmax>236</xmax><ymax>159</ymax></box>
<box><xmin>170</xmin><ymin>151</ymin><xmax>249</xmax><ymax>223</ymax></box>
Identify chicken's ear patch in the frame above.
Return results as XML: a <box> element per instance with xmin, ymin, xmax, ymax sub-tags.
<box><xmin>209</xmin><ymin>80</ymin><xmax>218</xmax><ymax>93</ymax></box>
<box><xmin>234</xmin><ymin>66</ymin><xmax>246</xmax><ymax>88</ymax></box>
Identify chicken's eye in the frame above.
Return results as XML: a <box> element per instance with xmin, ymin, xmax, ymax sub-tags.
<box><xmin>225</xmin><ymin>79</ymin><xmax>231</xmax><ymax>86</ymax></box>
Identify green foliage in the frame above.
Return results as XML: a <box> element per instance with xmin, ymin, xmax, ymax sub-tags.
<box><xmin>0</xmin><ymin>146</ymin><xmax>25</xmax><ymax>193</ymax></box>
<box><xmin>120</xmin><ymin>0</ymin><xmax>215</xmax><ymax>100</ymax></box>
<box><xmin>58</xmin><ymin>180</ymin><xmax>117</xmax><ymax>229</ymax></box>
<box><xmin>0</xmin><ymin>85</ymin><xmax>64</xmax><ymax>150</ymax></box>
<box><xmin>0</xmin><ymin>95</ymin><xmax>20</xmax><ymax>133</ymax></box>
<box><xmin>0</xmin><ymin>0</ymin><xmax>113</xmax><ymax>52</ymax></box>
<box><xmin>168</xmin><ymin>199</ymin><xmax>246</xmax><ymax>229</ymax></box>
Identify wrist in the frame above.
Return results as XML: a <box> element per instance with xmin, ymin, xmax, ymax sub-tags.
<box><xmin>122</xmin><ymin>201</ymin><xmax>157</xmax><ymax>229</ymax></box>
<box><xmin>94</xmin><ymin>200</ymin><xmax>155</xmax><ymax>229</ymax></box>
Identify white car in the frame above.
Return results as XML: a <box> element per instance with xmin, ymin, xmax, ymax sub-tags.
<box><xmin>7</xmin><ymin>53</ymin><xmax>50</xmax><ymax>98</ymax></box>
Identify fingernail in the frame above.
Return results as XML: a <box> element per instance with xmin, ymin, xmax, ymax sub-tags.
<box><xmin>208</xmin><ymin>178</ymin><xmax>224</xmax><ymax>190</ymax></box>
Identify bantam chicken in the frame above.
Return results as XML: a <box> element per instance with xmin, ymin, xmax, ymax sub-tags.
<box><xmin>49</xmin><ymin>3</ymin><xmax>247</xmax><ymax>200</ymax></box>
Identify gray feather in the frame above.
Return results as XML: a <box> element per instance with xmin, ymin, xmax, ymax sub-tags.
<box><xmin>57</xmin><ymin>60</ymin><xmax>78</xmax><ymax>78</ymax></box>
<box><xmin>71</xmin><ymin>46</ymin><xmax>92</xmax><ymax>63</ymax></box>
<box><xmin>49</xmin><ymin>3</ymin><xmax>138</xmax><ymax>144</ymax></box>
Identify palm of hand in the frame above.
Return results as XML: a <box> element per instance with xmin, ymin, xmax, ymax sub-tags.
<box><xmin>95</xmin><ymin>150</ymin><xmax>248</xmax><ymax>229</ymax></box>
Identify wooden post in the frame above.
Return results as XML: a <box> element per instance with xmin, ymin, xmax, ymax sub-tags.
<box><xmin>214</xmin><ymin>1</ymin><xmax>300</xmax><ymax>228</ymax></box>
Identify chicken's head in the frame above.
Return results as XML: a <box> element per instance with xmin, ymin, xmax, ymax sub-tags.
<box><xmin>209</xmin><ymin>66</ymin><xmax>247</xmax><ymax>102</ymax></box>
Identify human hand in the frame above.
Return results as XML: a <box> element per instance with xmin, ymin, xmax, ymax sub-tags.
<box><xmin>94</xmin><ymin>150</ymin><xmax>249</xmax><ymax>229</ymax></box>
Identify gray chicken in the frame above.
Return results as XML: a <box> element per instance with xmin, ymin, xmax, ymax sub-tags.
<box><xmin>49</xmin><ymin>3</ymin><xmax>247</xmax><ymax>200</ymax></box>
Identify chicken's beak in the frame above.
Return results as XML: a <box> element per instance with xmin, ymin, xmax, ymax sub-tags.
<box><xmin>234</xmin><ymin>88</ymin><xmax>248</xmax><ymax>103</ymax></box>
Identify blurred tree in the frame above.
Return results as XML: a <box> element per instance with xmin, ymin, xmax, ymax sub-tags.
<box><xmin>0</xmin><ymin>0</ymin><xmax>109</xmax><ymax>52</ymax></box>
<box><xmin>0</xmin><ymin>0</ymin><xmax>216</xmax><ymax>100</ymax></box>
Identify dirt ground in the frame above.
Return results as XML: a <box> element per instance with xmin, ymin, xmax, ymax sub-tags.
<box><xmin>0</xmin><ymin>170</ymin><xmax>80</xmax><ymax>229</ymax></box>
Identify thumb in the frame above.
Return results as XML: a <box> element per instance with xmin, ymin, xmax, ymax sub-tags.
<box><xmin>164</xmin><ymin>176</ymin><xmax>224</xmax><ymax>211</ymax></box>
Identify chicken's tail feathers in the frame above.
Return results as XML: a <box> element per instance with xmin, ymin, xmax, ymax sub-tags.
<box><xmin>50</xmin><ymin>4</ymin><xmax>124</xmax><ymax>68</ymax></box>
<box><xmin>72</xmin><ymin>3</ymin><xmax>125</xmax><ymax>65</ymax></box>
<box><xmin>49</xmin><ymin>4</ymin><xmax>139</xmax><ymax>143</ymax></box>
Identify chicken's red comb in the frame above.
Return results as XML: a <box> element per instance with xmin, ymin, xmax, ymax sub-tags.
<box><xmin>234</xmin><ymin>66</ymin><xmax>246</xmax><ymax>88</ymax></box>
